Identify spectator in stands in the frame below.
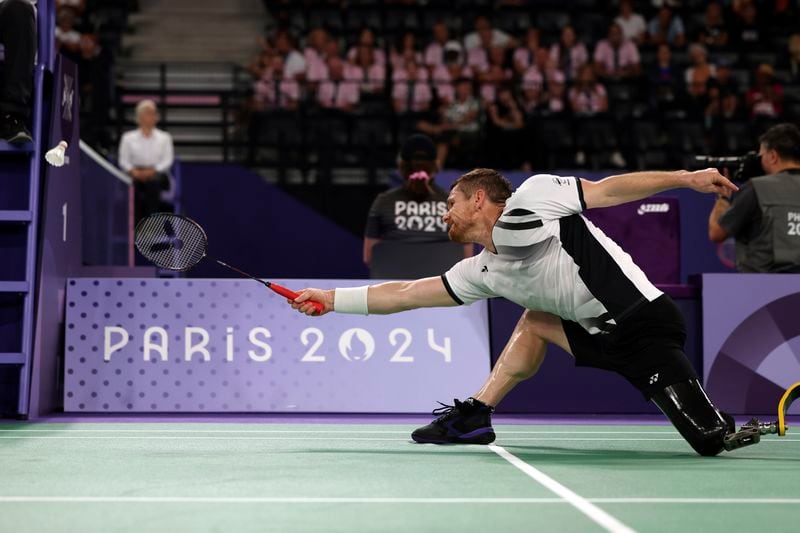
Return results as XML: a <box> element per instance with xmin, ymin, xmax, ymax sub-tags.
<box><xmin>363</xmin><ymin>134</ymin><xmax>472</xmax><ymax>274</ymax></box>
<box><xmin>648</xmin><ymin>7</ymin><xmax>686</xmax><ymax>48</ymax></box>
<box><xmin>730</xmin><ymin>1</ymin><xmax>763</xmax><ymax>53</ymax></box>
<box><xmin>712</xmin><ymin>58</ymin><xmax>739</xmax><ymax>96</ymax></box>
<box><xmin>705</xmin><ymin>83</ymin><xmax>742</xmax><ymax>140</ymax></box>
<box><xmin>543</xmin><ymin>70</ymin><xmax>567</xmax><ymax>115</ymax></box>
<box><xmin>303</xmin><ymin>27</ymin><xmax>330</xmax><ymax>76</ymax></box>
<box><xmin>353</xmin><ymin>44</ymin><xmax>386</xmax><ymax>96</ymax></box>
<box><xmin>118</xmin><ymin>100</ymin><xmax>174</xmax><ymax>223</ymax></box>
<box><xmin>782</xmin><ymin>34</ymin><xmax>800</xmax><ymax>83</ymax></box>
<box><xmin>431</xmin><ymin>44</ymin><xmax>472</xmax><ymax>105</ymax></box>
<box><xmin>695</xmin><ymin>2</ymin><xmax>729</xmax><ymax>51</ymax></box>
<box><xmin>648</xmin><ymin>43</ymin><xmax>681</xmax><ymax>112</ymax></box>
<box><xmin>512</xmin><ymin>27</ymin><xmax>541</xmax><ymax>77</ymax></box>
<box><xmin>569</xmin><ymin>64</ymin><xmax>625</xmax><ymax>167</ymax></box>
<box><xmin>465</xmin><ymin>22</ymin><xmax>493</xmax><ymax>73</ymax></box>
<box><xmin>253</xmin><ymin>56</ymin><xmax>300</xmax><ymax>111</ymax></box>
<box><xmin>486</xmin><ymin>85</ymin><xmax>525</xmax><ymax>169</ymax></box>
<box><xmin>392</xmin><ymin>59</ymin><xmax>432</xmax><ymax>114</ymax></box>
<box><xmin>256</xmin><ymin>30</ymin><xmax>306</xmax><ymax>82</ymax></box>
<box><xmin>306</xmin><ymin>38</ymin><xmax>342</xmax><ymax>85</ymax></box>
<box><xmin>0</xmin><ymin>0</ymin><xmax>36</xmax><ymax>144</ymax></box>
<box><xmin>478</xmin><ymin>47</ymin><xmax>513</xmax><ymax>103</ymax></box>
<box><xmin>569</xmin><ymin>64</ymin><xmax>609</xmax><ymax>117</ymax></box>
<box><xmin>746</xmin><ymin>64</ymin><xmax>783</xmax><ymax>119</ymax></box>
<box><xmin>463</xmin><ymin>15</ymin><xmax>512</xmax><ymax>51</ymax></box>
<box><xmin>417</xmin><ymin>78</ymin><xmax>480</xmax><ymax>167</ymax></box>
<box><xmin>391</xmin><ymin>31</ymin><xmax>424</xmax><ymax>70</ymax></box>
<box><xmin>424</xmin><ymin>20</ymin><xmax>460</xmax><ymax>70</ymax></box>
<box><xmin>684</xmin><ymin>44</ymin><xmax>715</xmax><ymax>119</ymax></box>
<box><xmin>519</xmin><ymin>67</ymin><xmax>544</xmax><ymax>115</ymax></box>
<box><xmin>549</xmin><ymin>24</ymin><xmax>589</xmax><ymax>81</ymax></box>
<box><xmin>685</xmin><ymin>44</ymin><xmax>715</xmax><ymax>92</ymax></box>
<box><xmin>615</xmin><ymin>0</ymin><xmax>647</xmax><ymax>44</ymax></box>
<box><xmin>593</xmin><ymin>23</ymin><xmax>641</xmax><ymax>81</ymax></box>
<box><xmin>317</xmin><ymin>57</ymin><xmax>360</xmax><ymax>112</ymax></box>
<box><xmin>347</xmin><ymin>28</ymin><xmax>386</xmax><ymax>66</ymax></box>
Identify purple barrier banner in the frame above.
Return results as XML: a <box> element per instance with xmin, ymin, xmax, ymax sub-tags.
<box><xmin>64</xmin><ymin>279</ymin><xmax>490</xmax><ymax>413</ymax></box>
<box><xmin>703</xmin><ymin>274</ymin><xmax>800</xmax><ymax>415</ymax></box>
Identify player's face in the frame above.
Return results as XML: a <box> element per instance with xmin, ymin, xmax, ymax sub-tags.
<box><xmin>443</xmin><ymin>186</ymin><xmax>477</xmax><ymax>243</ymax></box>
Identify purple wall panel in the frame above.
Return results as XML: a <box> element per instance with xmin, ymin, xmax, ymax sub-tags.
<box><xmin>64</xmin><ymin>278</ymin><xmax>490</xmax><ymax>413</ymax></box>
<box><xmin>180</xmin><ymin>164</ymin><xmax>368</xmax><ymax>280</ymax></box>
<box><xmin>703</xmin><ymin>274</ymin><xmax>800</xmax><ymax>415</ymax></box>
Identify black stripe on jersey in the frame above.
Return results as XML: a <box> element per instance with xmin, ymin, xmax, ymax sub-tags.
<box><xmin>559</xmin><ymin>214</ymin><xmax>646</xmax><ymax>320</ymax></box>
<box><xmin>440</xmin><ymin>274</ymin><xmax>464</xmax><ymax>305</ymax></box>
<box><xmin>495</xmin><ymin>219</ymin><xmax>543</xmax><ymax>230</ymax></box>
<box><xmin>506</xmin><ymin>208</ymin><xmax>536</xmax><ymax>216</ymax></box>
<box><xmin>575</xmin><ymin>178</ymin><xmax>587</xmax><ymax>211</ymax></box>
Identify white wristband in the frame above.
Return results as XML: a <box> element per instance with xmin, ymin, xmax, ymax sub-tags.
<box><xmin>333</xmin><ymin>286</ymin><xmax>369</xmax><ymax>315</ymax></box>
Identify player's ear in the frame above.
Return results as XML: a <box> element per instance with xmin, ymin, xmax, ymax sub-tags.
<box><xmin>474</xmin><ymin>189</ymin><xmax>485</xmax><ymax>208</ymax></box>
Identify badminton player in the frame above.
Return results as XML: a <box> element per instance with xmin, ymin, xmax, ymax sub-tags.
<box><xmin>291</xmin><ymin>167</ymin><xmax>741</xmax><ymax>456</ymax></box>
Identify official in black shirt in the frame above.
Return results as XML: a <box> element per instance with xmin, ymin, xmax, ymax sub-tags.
<box><xmin>364</xmin><ymin>134</ymin><xmax>473</xmax><ymax>275</ymax></box>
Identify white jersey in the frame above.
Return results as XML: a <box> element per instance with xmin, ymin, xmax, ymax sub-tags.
<box><xmin>442</xmin><ymin>174</ymin><xmax>663</xmax><ymax>334</ymax></box>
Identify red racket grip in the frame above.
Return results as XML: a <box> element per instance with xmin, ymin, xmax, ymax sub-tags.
<box><xmin>269</xmin><ymin>283</ymin><xmax>324</xmax><ymax>314</ymax></box>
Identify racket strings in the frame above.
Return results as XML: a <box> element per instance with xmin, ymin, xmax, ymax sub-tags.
<box><xmin>134</xmin><ymin>214</ymin><xmax>207</xmax><ymax>271</ymax></box>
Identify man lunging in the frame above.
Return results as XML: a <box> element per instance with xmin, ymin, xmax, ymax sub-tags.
<box><xmin>291</xmin><ymin>167</ymin><xmax>739</xmax><ymax>456</ymax></box>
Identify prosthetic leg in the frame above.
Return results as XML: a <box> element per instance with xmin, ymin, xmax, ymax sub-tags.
<box><xmin>653</xmin><ymin>379</ymin><xmax>800</xmax><ymax>455</ymax></box>
<box><xmin>651</xmin><ymin>379</ymin><xmax>734</xmax><ymax>456</ymax></box>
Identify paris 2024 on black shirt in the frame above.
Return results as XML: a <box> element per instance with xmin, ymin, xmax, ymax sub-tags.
<box><xmin>364</xmin><ymin>185</ymin><xmax>451</xmax><ymax>243</ymax></box>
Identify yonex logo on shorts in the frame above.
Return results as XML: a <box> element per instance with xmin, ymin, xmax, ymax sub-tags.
<box><xmin>649</xmin><ymin>373</ymin><xmax>659</xmax><ymax>385</ymax></box>
<box><xmin>637</xmin><ymin>203</ymin><xmax>670</xmax><ymax>215</ymax></box>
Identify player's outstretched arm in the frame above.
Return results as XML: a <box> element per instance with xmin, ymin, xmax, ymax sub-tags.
<box><xmin>290</xmin><ymin>276</ymin><xmax>459</xmax><ymax>316</ymax></box>
<box><xmin>581</xmin><ymin>168</ymin><xmax>738</xmax><ymax>209</ymax></box>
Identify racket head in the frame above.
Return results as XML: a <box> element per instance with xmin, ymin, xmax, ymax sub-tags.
<box><xmin>134</xmin><ymin>213</ymin><xmax>208</xmax><ymax>271</ymax></box>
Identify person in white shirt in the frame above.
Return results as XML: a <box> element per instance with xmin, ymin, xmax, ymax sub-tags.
<box><xmin>290</xmin><ymin>167</ymin><xmax>749</xmax><ymax>457</ymax></box>
<box><xmin>614</xmin><ymin>0</ymin><xmax>647</xmax><ymax>44</ymax></box>
<box><xmin>118</xmin><ymin>99</ymin><xmax>175</xmax><ymax>222</ymax></box>
<box><xmin>463</xmin><ymin>15</ymin><xmax>512</xmax><ymax>51</ymax></box>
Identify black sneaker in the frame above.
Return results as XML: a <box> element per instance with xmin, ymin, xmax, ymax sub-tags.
<box><xmin>411</xmin><ymin>398</ymin><xmax>496</xmax><ymax>444</ymax></box>
<box><xmin>0</xmin><ymin>114</ymin><xmax>33</xmax><ymax>145</ymax></box>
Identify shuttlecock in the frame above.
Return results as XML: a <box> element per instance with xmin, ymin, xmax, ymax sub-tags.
<box><xmin>45</xmin><ymin>140</ymin><xmax>68</xmax><ymax>167</ymax></box>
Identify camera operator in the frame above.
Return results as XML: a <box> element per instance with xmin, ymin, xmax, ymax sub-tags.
<box><xmin>708</xmin><ymin>123</ymin><xmax>800</xmax><ymax>273</ymax></box>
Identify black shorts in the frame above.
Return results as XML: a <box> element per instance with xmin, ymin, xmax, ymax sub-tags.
<box><xmin>562</xmin><ymin>294</ymin><xmax>698</xmax><ymax>399</ymax></box>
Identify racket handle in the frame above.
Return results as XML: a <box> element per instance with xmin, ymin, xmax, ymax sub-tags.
<box><xmin>269</xmin><ymin>283</ymin><xmax>324</xmax><ymax>314</ymax></box>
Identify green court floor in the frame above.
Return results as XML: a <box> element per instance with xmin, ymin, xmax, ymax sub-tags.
<box><xmin>0</xmin><ymin>423</ymin><xmax>798</xmax><ymax>532</ymax></box>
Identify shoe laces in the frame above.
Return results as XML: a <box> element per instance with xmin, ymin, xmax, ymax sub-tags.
<box><xmin>431</xmin><ymin>399</ymin><xmax>464</xmax><ymax>423</ymax></box>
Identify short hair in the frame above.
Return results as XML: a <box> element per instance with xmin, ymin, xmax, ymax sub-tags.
<box><xmin>135</xmin><ymin>99</ymin><xmax>157</xmax><ymax>117</ymax></box>
<box><xmin>451</xmin><ymin>168</ymin><xmax>513</xmax><ymax>204</ymax></box>
<box><xmin>759</xmin><ymin>123</ymin><xmax>800</xmax><ymax>163</ymax></box>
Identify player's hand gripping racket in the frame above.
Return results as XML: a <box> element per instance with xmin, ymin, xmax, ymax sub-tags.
<box><xmin>134</xmin><ymin>213</ymin><xmax>323</xmax><ymax>314</ymax></box>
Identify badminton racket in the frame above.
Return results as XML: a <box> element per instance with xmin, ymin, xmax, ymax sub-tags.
<box><xmin>134</xmin><ymin>213</ymin><xmax>323</xmax><ymax>314</ymax></box>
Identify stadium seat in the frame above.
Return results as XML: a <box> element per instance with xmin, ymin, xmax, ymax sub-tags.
<box><xmin>533</xmin><ymin>117</ymin><xmax>574</xmax><ymax>169</ymax></box>
<box><xmin>536</xmin><ymin>11</ymin><xmax>571</xmax><ymax>33</ymax></box>
<box><xmin>667</xmin><ymin>121</ymin><xmax>709</xmax><ymax>155</ymax></box>
<box><xmin>720</xmin><ymin>121</ymin><xmax>752</xmax><ymax>154</ymax></box>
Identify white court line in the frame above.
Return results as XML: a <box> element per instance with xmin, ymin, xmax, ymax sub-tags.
<box><xmin>0</xmin><ymin>496</ymin><xmax>797</xmax><ymax>505</ymax></box>
<box><xmin>0</xmin><ymin>429</ymin><xmax>683</xmax><ymax>434</ymax></box>
<box><xmin>489</xmin><ymin>444</ymin><xmax>636</xmax><ymax>533</ymax></box>
<box><xmin>0</xmin><ymin>435</ymin><xmax>797</xmax><ymax>443</ymax></box>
